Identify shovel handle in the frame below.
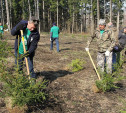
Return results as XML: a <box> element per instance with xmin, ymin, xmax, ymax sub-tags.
<box><xmin>20</xmin><ymin>30</ymin><xmax>30</xmax><ymax>75</ymax></box>
<box><xmin>87</xmin><ymin>50</ymin><xmax>101</xmax><ymax>80</ymax></box>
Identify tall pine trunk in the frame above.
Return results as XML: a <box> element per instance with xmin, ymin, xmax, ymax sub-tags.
<box><xmin>72</xmin><ymin>5</ymin><xmax>74</xmax><ymax>34</ymax></box>
<box><xmin>37</xmin><ymin>0</ymin><xmax>40</xmax><ymax>33</ymax></box>
<box><xmin>110</xmin><ymin>0</ymin><xmax>112</xmax><ymax>22</ymax></box>
<box><xmin>1</xmin><ymin>0</ymin><xmax>4</xmax><ymax>25</ymax></box>
<box><xmin>42</xmin><ymin>0</ymin><xmax>45</xmax><ymax>31</ymax></box>
<box><xmin>28</xmin><ymin>0</ymin><xmax>31</xmax><ymax>19</ymax></box>
<box><xmin>5</xmin><ymin>0</ymin><xmax>10</xmax><ymax>31</ymax></box>
<box><xmin>9</xmin><ymin>0</ymin><xmax>12</xmax><ymax>29</ymax></box>
<box><xmin>97</xmin><ymin>0</ymin><xmax>100</xmax><ymax>27</ymax></box>
<box><xmin>34</xmin><ymin>0</ymin><xmax>37</xmax><ymax>16</ymax></box>
<box><xmin>57</xmin><ymin>0</ymin><xmax>58</xmax><ymax>26</ymax></box>
<box><xmin>104</xmin><ymin>0</ymin><xmax>106</xmax><ymax>19</ymax></box>
<box><xmin>117</xmin><ymin>11</ymin><xmax>119</xmax><ymax>34</ymax></box>
<box><xmin>91</xmin><ymin>0</ymin><xmax>94</xmax><ymax>35</ymax></box>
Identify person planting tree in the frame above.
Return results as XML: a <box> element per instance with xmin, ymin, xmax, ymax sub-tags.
<box><xmin>11</xmin><ymin>16</ymin><xmax>40</xmax><ymax>79</ymax></box>
<box><xmin>85</xmin><ymin>19</ymin><xmax>116</xmax><ymax>74</ymax></box>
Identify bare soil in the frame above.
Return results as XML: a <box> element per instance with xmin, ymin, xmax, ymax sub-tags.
<box><xmin>1</xmin><ymin>32</ymin><xmax>126</xmax><ymax>113</ymax></box>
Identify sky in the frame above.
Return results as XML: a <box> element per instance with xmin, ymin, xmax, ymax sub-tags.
<box><xmin>124</xmin><ymin>1</ymin><xmax>126</xmax><ymax>8</ymax></box>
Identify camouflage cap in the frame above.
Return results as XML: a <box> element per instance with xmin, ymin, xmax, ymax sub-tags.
<box><xmin>98</xmin><ymin>19</ymin><xmax>106</xmax><ymax>25</ymax></box>
<box><xmin>29</xmin><ymin>16</ymin><xmax>39</xmax><ymax>23</ymax></box>
<box><xmin>29</xmin><ymin>16</ymin><xmax>39</xmax><ymax>27</ymax></box>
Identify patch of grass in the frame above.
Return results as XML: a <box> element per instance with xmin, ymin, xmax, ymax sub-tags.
<box><xmin>69</xmin><ymin>59</ymin><xmax>86</xmax><ymax>72</ymax></box>
<box><xmin>95</xmin><ymin>58</ymin><xmax>126</xmax><ymax>92</ymax></box>
<box><xmin>0</xmin><ymin>40</ymin><xmax>47</xmax><ymax>107</ymax></box>
<box><xmin>95</xmin><ymin>73</ymin><xmax>121</xmax><ymax>92</ymax></box>
<box><xmin>119</xmin><ymin>97</ymin><xmax>126</xmax><ymax>113</ymax></box>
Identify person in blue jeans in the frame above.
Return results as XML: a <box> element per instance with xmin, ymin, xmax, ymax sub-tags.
<box><xmin>11</xmin><ymin>16</ymin><xmax>40</xmax><ymax>79</ymax></box>
<box><xmin>50</xmin><ymin>22</ymin><xmax>60</xmax><ymax>52</ymax></box>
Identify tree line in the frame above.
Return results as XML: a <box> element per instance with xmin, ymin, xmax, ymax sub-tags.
<box><xmin>0</xmin><ymin>0</ymin><xmax>125</xmax><ymax>33</ymax></box>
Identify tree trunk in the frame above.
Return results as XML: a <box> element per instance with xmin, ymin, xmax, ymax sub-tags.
<box><xmin>5</xmin><ymin>0</ymin><xmax>10</xmax><ymax>31</ymax></box>
<box><xmin>9</xmin><ymin>0</ymin><xmax>12</xmax><ymax>29</ymax></box>
<box><xmin>34</xmin><ymin>0</ymin><xmax>37</xmax><ymax>16</ymax></box>
<box><xmin>0</xmin><ymin>0</ymin><xmax>1</xmax><ymax>22</ymax></box>
<box><xmin>104</xmin><ymin>0</ymin><xmax>106</xmax><ymax>19</ymax></box>
<box><xmin>57</xmin><ymin>0</ymin><xmax>58</xmax><ymax>26</ymax></box>
<box><xmin>22</xmin><ymin>0</ymin><xmax>25</xmax><ymax>19</ymax></box>
<box><xmin>117</xmin><ymin>10</ymin><xmax>120</xmax><ymax>34</ymax></box>
<box><xmin>84</xmin><ymin>4</ymin><xmax>86</xmax><ymax>32</ymax></box>
<box><xmin>37</xmin><ymin>0</ymin><xmax>40</xmax><ymax>33</ymax></box>
<box><xmin>42</xmin><ymin>0</ymin><xmax>45</xmax><ymax>31</ymax></box>
<box><xmin>110</xmin><ymin>0</ymin><xmax>112</xmax><ymax>22</ymax></box>
<box><xmin>72</xmin><ymin>5</ymin><xmax>74</xmax><ymax>34</ymax></box>
<box><xmin>1</xmin><ymin>0</ymin><xmax>4</xmax><ymax>25</ymax></box>
<box><xmin>123</xmin><ymin>8</ymin><xmax>126</xmax><ymax>26</ymax></box>
<box><xmin>28</xmin><ymin>0</ymin><xmax>31</xmax><ymax>19</ymax></box>
<box><xmin>97</xmin><ymin>0</ymin><xmax>100</xmax><ymax>27</ymax></box>
<box><xmin>91</xmin><ymin>0</ymin><xmax>94</xmax><ymax>35</ymax></box>
<box><xmin>81</xmin><ymin>9</ymin><xmax>83</xmax><ymax>33</ymax></box>
<box><xmin>48</xmin><ymin>9</ymin><xmax>50</xmax><ymax>31</ymax></box>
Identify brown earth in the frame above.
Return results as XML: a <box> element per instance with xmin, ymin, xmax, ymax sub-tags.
<box><xmin>1</xmin><ymin>32</ymin><xmax>126</xmax><ymax>113</ymax></box>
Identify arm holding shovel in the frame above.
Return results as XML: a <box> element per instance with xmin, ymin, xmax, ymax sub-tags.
<box><xmin>85</xmin><ymin>34</ymin><xmax>101</xmax><ymax>80</ymax></box>
<box><xmin>20</xmin><ymin>30</ymin><xmax>30</xmax><ymax>76</ymax></box>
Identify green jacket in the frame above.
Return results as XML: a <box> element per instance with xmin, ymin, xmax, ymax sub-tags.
<box><xmin>87</xmin><ymin>27</ymin><xmax>116</xmax><ymax>52</ymax></box>
<box><xmin>0</xmin><ymin>26</ymin><xmax>4</xmax><ymax>34</ymax></box>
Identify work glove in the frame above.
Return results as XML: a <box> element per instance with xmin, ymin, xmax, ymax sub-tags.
<box><xmin>50</xmin><ymin>38</ymin><xmax>52</xmax><ymax>41</ymax></box>
<box><xmin>85</xmin><ymin>48</ymin><xmax>89</xmax><ymax>52</ymax></box>
<box><xmin>16</xmin><ymin>24</ymin><xmax>25</xmax><ymax>31</ymax></box>
<box><xmin>105</xmin><ymin>50</ymin><xmax>110</xmax><ymax>56</ymax></box>
<box><xmin>113</xmin><ymin>46</ymin><xmax>119</xmax><ymax>51</ymax></box>
<box><xmin>20</xmin><ymin>51</ymin><xmax>30</xmax><ymax>58</ymax></box>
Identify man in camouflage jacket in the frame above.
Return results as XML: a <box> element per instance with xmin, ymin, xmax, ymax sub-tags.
<box><xmin>85</xmin><ymin>19</ymin><xmax>116</xmax><ymax>74</ymax></box>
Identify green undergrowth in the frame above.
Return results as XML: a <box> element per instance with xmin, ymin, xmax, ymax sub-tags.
<box><xmin>69</xmin><ymin>59</ymin><xmax>86</xmax><ymax>72</ymax></box>
<box><xmin>0</xmin><ymin>40</ymin><xmax>47</xmax><ymax>107</ymax></box>
<box><xmin>95</xmin><ymin>56</ymin><xmax>126</xmax><ymax>92</ymax></box>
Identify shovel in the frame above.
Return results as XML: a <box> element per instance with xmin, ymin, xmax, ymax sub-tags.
<box><xmin>20</xmin><ymin>30</ymin><xmax>30</xmax><ymax>75</ymax></box>
<box><xmin>86</xmin><ymin>50</ymin><xmax>101</xmax><ymax>80</ymax></box>
<box><xmin>86</xmin><ymin>49</ymin><xmax>101</xmax><ymax>93</ymax></box>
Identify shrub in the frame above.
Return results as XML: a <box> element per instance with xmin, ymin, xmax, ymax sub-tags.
<box><xmin>69</xmin><ymin>59</ymin><xmax>86</xmax><ymax>72</ymax></box>
<box><xmin>0</xmin><ymin>68</ymin><xmax>47</xmax><ymax>107</ymax></box>
<box><xmin>0</xmin><ymin>40</ymin><xmax>47</xmax><ymax>107</ymax></box>
<box><xmin>3</xmin><ymin>24</ymin><xmax>8</xmax><ymax>30</ymax></box>
<box><xmin>95</xmin><ymin>59</ymin><xmax>125</xmax><ymax>92</ymax></box>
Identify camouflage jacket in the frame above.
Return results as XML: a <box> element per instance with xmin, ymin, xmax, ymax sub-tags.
<box><xmin>87</xmin><ymin>27</ymin><xmax>116</xmax><ymax>52</ymax></box>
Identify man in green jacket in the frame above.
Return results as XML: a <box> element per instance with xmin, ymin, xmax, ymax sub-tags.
<box><xmin>50</xmin><ymin>22</ymin><xmax>60</xmax><ymax>52</ymax></box>
<box><xmin>85</xmin><ymin>19</ymin><xmax>116</xmax><ymax>74</ymax></box>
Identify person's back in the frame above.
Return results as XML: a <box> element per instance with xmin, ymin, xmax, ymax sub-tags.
<box><xmin>51</xmin><ymin>26</ymin><xmax>59</xmax><ymax>38</ymax></box>
<box><xmin>118</xmin><ymin>27</ymin><xmax>126</xmax><ymax>49</ymax></box>
<box><xmin>50</xmin><ymin>22</ymin><xmax>60</xmax><ymax>52</ymax></box>
<box><xmin>0</xmin><ymin>23</ymin><xmax>3</xmax><ymax>33</ymax></box>
<box><xmin>0</xmin><ymin>23</ymin><xmax>4</xmax><ymax>39</ymax></box>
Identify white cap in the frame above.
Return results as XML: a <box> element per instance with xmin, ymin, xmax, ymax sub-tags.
<box><xmin>98</xmin><ymin>19</ymin><xmax>106</xmax><ymax>25</ymax></box>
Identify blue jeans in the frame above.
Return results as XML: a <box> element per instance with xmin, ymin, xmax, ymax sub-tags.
<box><xmin>50</xmin><ymin>38</ymin><xmax>59</xmax><ymax>52</ymax></box>
<box><xmin>112</xmin><ymin>52</ymin><xmax>120</xmax><ymax>71</ymax></box>
<box><xmin>15</xmin><ymin>50</ymin><xmax>36</xmax><ymax>78</ymax></box>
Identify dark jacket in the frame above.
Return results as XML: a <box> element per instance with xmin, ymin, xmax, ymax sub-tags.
<box><xmin>11</xmin><ymin>20</ymin><xmax>40</xmax><ymax>57</ymax></box>
<box><xmin>113</xmin><ymin>27</ymin><xmax>126</xmax><ymax>52</ymax></box>
<box><xmin>118</xmin><ymin>27</ymin><xmax>126</xmax><ymax>48</ymax></box>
